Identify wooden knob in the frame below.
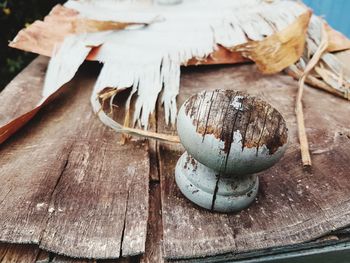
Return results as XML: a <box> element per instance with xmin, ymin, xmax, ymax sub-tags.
<box><xmin>175</xmin><ymin>89</ymin><xmax>288</xmax><ymax>212</ymax></box>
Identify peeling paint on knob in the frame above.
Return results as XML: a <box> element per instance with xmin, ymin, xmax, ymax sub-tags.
<box><xmin>175</xmin><ymin>89</ymin><xmax>288</xmax><ymax>212</ymax></box>
<box><xmin>177</xmin><ymin>89</ymin><xmax>288</xmax><ymax>175</ymax></box>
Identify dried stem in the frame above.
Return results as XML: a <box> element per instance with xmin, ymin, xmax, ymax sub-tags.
<box><xmin>295</xmin><ymin>23</ymin><xmax>329</xmax><ymax>167</ymax></box>
<box><xmin>123</xmin><ymin>127</ymin><xmax>180</xmax><ymax>143</ymax></box>
<box><xmin>286</xmin><ymin>66</ymin><xmax>349</xmax><ymax>100</ymax></box>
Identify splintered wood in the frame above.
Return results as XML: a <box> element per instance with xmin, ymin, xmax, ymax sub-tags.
<box><xmin>0</xmin><ymin>57</ymin><xmax>149</xmax><ymax>259</ymax></box>
<box><xmin>158</xmin><ymin>62</ymin><xmax>350</xmax><ymax>260</ymax></box>
<box><xmin>0</xmin><ymin>243</ymin><xmax>135</xmax><ymax>262</ymax></box>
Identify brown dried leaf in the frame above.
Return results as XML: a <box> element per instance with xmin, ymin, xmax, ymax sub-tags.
<box><xmin>72</xmin><ymin>19</ymin><xmax>146</xmax><ymax>34</ymax></box>
<box><xmin>230</xmin><ymin>10</ymin><xmax>312</xmax><ymax>74</ymax></box>
<box><xmin>9</xmin><ymin>5</ymin><xmax>149</xmax><ymax>57</ymax></box>
<box><xmin>325</xmin><ymin>23</ymin><xmax>350</xmax><ymax>52</ymax></box>
<box><xmin>186</xmin><ymin>45</ymin><xmax>249</xmax><ymax>66</ymax></box>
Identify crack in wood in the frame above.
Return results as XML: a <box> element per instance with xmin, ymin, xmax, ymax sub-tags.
<box><xmin>39</xmin><ymin>144</ymin><xmax>74</xmax><ymax>243</ymax></box>
<box><xmin>202</xmin><ymin>91</ymin><xmax>216</xmax><ymax>142</ymax></box>
<box><xmin>255</xmin><ymin>106</ymin><xmax>270</xmax><ymax>157</ymax></box>
<box><xmin>195</xmin><ymin>93</ymin><xmax>205</xmax><ymax>133</ymax></box>
<box><xmin>223</xmin><ymin>94</ymin><xmax>242</xmax><ymax>172</ymax></box>
<box><xmin>210</xmin><ymin>174</ymin><xmax>221</xmax><ymax>211</ymax></box>
<box><xmin>241</xmin><ymin>97</ymin><xmax>255</xmax><ymax>152</ymax></box>
<box><xmin>0</xmin><ymin>188</ymin><xmax>12</xmax><ymax>208</ymax></box>
<box><xmin>120</xmin><ymin>189</ymin><xmax>131</xmax><ymax>257</ymax></box>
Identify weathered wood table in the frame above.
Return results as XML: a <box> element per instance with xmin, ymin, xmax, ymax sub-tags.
<box><xmin>0</xmin><ymin>53</ymin><xmax>350</xmax><ymax>263</ymax></box>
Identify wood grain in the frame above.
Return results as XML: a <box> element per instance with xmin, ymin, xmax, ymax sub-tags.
<box><xmin>35</xmin><ymin>250</ymin><xmax>50</xmax><ymax>263</ymax></box>
<box><xmin>0</xmin><ymin>243</ymin><xmax>136</xmax><ymax>263</ymax></box>
<box><xmin>158</xmin><ymin>62</ymin><xmax>350</xmax><ymax>260</ymax></box>
<box><xmin>40</xmin><ymin>140</ymin><xmax>149</xmax><ymax>259</ymax></box>
<box><xmin>0</xmin><ymin>56</ymin><xmax>46</xmax><ymax>126</ymax></box>
<box><xmin>51</xmin><ymin>255</ymin><xmax>95</xmax><ymax>263</ymax></box>
<box><xmin>140</xmin><ymin>183</ymin><xmax>164</xmax><ymax>263</ymax></box>
<box><xmin>0</xmin><ymin>56</ymin><xmax>73</xmax><ymax>244</ymax></box>
<box><xmin>0</xmin><ymin>243</ymin><xmax>40</xmax><ymax>263</ymax></box>
<box><xmin>0</xmin><ymin>59</ymin><xmax>150</xmax><ymax>259</ymax></box>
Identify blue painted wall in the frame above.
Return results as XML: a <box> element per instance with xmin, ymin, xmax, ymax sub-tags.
<box><xmin>303</xmin><ymin>0</ymin><xmax>350</xmax><ymax>37</ymax></box>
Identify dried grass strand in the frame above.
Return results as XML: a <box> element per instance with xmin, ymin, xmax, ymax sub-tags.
<box><xmin>295</xmin><ymin>22</ymin><xmax>329</xmax><ymax>167</ymax></box>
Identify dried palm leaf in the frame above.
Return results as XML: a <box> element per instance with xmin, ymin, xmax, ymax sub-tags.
<box><xmin>287</xmin><ymin>16</ymin><xmax>350</xmax><ymax>101</ymax></box>
<box><xmin>1</xmin><ymin>0</ymin><xmax>348</xmax><ymax>145</ymax></box>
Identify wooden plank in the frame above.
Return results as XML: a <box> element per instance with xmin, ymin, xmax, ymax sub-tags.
<box><xmin>98</xmin><ymin>258</ymin><xmax>132</xmax><ymax>263</ymax></box>
<box><xmin>173</xmin><ymin>239</ymin><xmax>350</xmax><ymax>263</ymax></box>
<box><xmin>148</xmin><ymin>111</ymin><xmax>160</xmax><ymax>182</ymax></box>
<box><xmin>35</xmin><ymin>250</ymin><xmax>50</xmax><ymax>263</ymax></box>
<box><xmin>0</xmin><ymin>59</ymin><xmax>150</xmax><ymax>258</ymax></box>
<box><xmin>148</xmin><ymin>140</ymin><xmax>160</xmax><ymax>182</ymax></box>
<box><xmin>40</xmin><ymin>140</ymin><xmax>149</xmax><ymax>259</ymax></box>
<box><xmin>0</xmin><ymin>243</ymin><xmax>40</xmax><ymax>263</ymax></box>
<box><xmin>52</xmin><ymin>255</ymin><xmax>95</xmax><ymax>263</ymax></box>
<box><xmin>0</xmin><ymin>243</ymin><xmax>135</xmax><ymax>263</ymax></box>
<box><xmin>121</xmin><ymin>142</ymin><xmax>150</xmax><ymax>257</ymax></box>
<box><xmin>158</xmin><ymin>63</ymin><xmax>350</xmax><ymax>260</ymax></box>
<box><xmin>0</xmin><ymin>56</ymin><xmax>46</xmax><ymax>126</ymax></box>
<box><xmin>140</xmin><ymin>183</ymin><xmax>164</xmax><ymax>263</ymax></box>
<box><xmin>36</xmin><ymin>68</ymin><xmax>150</xmax><ymax>258</ymax></box>
<box><xmin>0</xmin><ymin>57</ymin><xmax>74</xmax><ymax>244</ymax></box>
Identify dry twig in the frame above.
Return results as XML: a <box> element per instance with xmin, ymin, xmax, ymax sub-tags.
<box><xmin>295</xmin><ymin>23</ymin><xmax>329</xmax><ymax>167</ymax></box>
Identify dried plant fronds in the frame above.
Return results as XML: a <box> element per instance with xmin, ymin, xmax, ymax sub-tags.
<box><xmin>9</xmin><ymin>5</ymin><xmax>152</xmax><ymax>57</ymax></box>
<box><xmin>4</xmin><ymin>0</ymin><xmax>349</xmax><ymax>146</ymax></box>
<box><xmin>186</xmin><ymin>46</ymin><xmax>248</xmax><ymax>66</ymax></box>
<box><xmin>286</xmin><ymin>65</ymin><xmax>349</xmax><ymax>100</ymax></box>
<box><xmin>88</xmin><ymin>0</ymin><xmax>308</xmax><ymax>131</ymax></box>
<box><xmin>295</xmin><ymin>21</ymin><xmax>329</xmax><ymax>168</ymax></box>
<box><xmin>3</xmin><ymin>0</ymin><xmax>310</xmax><ymax>144</ymax></box>
<box><xmin>91</xmin><ymin>91</ymin><xmax>180</xmax><ymax>143</ymax></box>
<box><xmin>72</xmin><ymin>19</ymin><xmax>147</xmax><ymax>34</ymax></box>
<box><xmin>288</xmin><ymin>16</ymin><xmax>350</xmax><ymax>101</ymax></box>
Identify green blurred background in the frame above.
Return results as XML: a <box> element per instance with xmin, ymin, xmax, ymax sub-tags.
<box><xmin>0</xmin><ymin>0</ymin><xmax>64</xmax><ymax>90</ymax></box>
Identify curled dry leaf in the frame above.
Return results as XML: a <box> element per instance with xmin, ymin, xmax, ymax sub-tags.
<box><xmin>230</xmin><ymin>10</ymin><xmax>312</xmax><ymax>74</ymax></box>
<box><xmin>2</xmin><ymin>2</ymin><xmax>312</xmax><ymax>145</ymax></box>
<box><xmin>9</xmin><ymin>5</ymin><xmax>150</xmax><ymax>57</ymax></box>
